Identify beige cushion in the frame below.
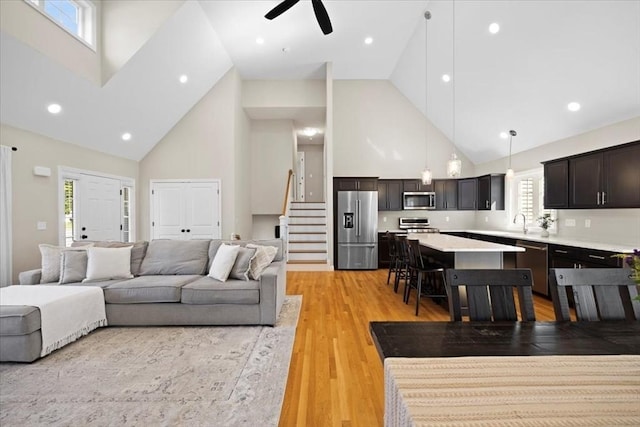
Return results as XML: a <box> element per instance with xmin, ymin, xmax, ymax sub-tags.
<box><xmin>246</xmin><ymin>244</ymin><xmax>278</xmax><ymax>280</ymax></box>
<box><xmin>84</xmin><ymin>246</ymin><xmax>133</xmax><ymax>282</ymax></box>
<box><xmin>208</xmin><ymin>244</ymin><xmax>240</xmax><ymax>282</ymax></box>
<box><xmin>229</xmin><ymin>246</ymin><xmax>257</xmax><ymax>281</ymax></box>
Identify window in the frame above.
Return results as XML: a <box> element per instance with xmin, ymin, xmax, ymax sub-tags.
<box><xmin>63</xmin><ymin>179</ymin><xmax>76</xmax><ymax>247</ymax></box>
<box><xmin>121</xmin><ymin>186</ymin><xmax>132</xmax><ymax>243</ymax></box>
<box><xmin>509</xmin><ymin>168</ymin><xmax>556</xmax><ymax>231</ymax></box>
<box><xmin>25</xmin><ymin>0</ymin><xmax>96</xmax><ymax>48</ymax></box>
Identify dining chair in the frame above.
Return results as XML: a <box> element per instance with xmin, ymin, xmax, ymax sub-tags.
<box><xmin>404</xmin><ymin>239</ymin><xmax>447</xmax><ymax>316</ymax></box>
<box><xmin>445</xmin><ymin>269</ymin><xmax>536</xmax><ymax>321</ymax></box>
<box><xmin>549</xmin><ymin>268</ymin><xmax>640</xmax><ymax>321</ymax></box>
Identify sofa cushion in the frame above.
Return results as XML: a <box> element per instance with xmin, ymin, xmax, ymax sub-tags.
<box><xmin>208</xmin><ymin>244</ymin><xmax>240</xmax><ymax>282</ymax></box>
<box><xmin>229</xmin><ymin>246</ymin><xmax>257</xmax><ymax>281</ymax></box>
<box><xmin>207</xmin><ymin>239</ymin><xmax>284</xmax><ymax>270</ymax></box>
<box><xmin>104</xmin><ymin>275</ymin><xmax>201</xmax><ymax>303</ymax></box>
<box><xmin>60</xmin><ymin>279</ymin><xmax>128</xmax><ymax>289</ymax></box>
<box><xmin>39</xmin><ymin>244</ymin><xmax>91</xmax><ymax>283</ymax></box>
<box><xmin>0</xmin><ymin>305</ymin><xmax>41</xmax><ymax>336</ymax></box>
<box><xmin>246</xmin><ymin>244</ymin><xmax>278</xmax><ymax>280</ymax></box>
<box><xmin>84</xmin><ymin>246</ymin><xmax>133</xmax><ymax>282</ymax></box>
<box><xmin>59</xmin><ymin>250</ymin><xmax>88</xmax><ymax>284</ymax></box>
<box><xmin>181</xmin><ymin>276</ymin><xmax>260</xmax><ymax>305</ymax></box>
<box><xmin>139</xmin><ymin>240</ymin><xmax>210</xmax><ymax>275</ymax></box>
<box><xmin>72</xmin><ymin>241</ymin><xmax>148</xmax><ymax>276</ymax></box>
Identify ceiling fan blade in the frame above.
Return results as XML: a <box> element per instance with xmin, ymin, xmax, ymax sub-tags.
<box><xmin>265</xmin><ymin>0</ymin><xmax>300</xmax><ymax>20</ymax></box>
<box><xmin>311</xmin><ymin>0</ymin><xmax>333</xmax><ymax>34</ymax></box>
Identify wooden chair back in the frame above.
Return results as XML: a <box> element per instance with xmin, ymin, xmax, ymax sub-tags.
<box><xmin>549</xmin><ymin>268</ymin><xmax>640</xmax><ymax>321</ymax></box>
<box><xmin>445</xmin><ymin>269</ymin><xmax>536</xmax><ymax>322</ymax></box>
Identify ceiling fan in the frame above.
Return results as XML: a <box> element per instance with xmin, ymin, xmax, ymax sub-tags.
<box><xmin>265</xmin><ymin>0</ymin><xmax>333</xmax><ymax>35</ymax></box>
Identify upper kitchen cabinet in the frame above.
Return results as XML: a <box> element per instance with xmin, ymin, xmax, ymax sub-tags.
<box><xmin>457</xmin><ymin>178</ymin><xmax>477</xmax><ymax>210</ymax></box>
<box><xmin>334</xmin><ymin>177</ymin><xmax>378</xmax><ymax>192</ymax></box>
<box><xmin>545</xmin><ymin>140</ymin><xmax>640</xmax><ymax>209</ymax></box>
<box><xmin>434</xmin><ymin>179</ymin><xmax>458</xmax><ymax>210</ymax></box>
<box><xmin>402</xmin><ymin>179</ymin><xmax>434</xmax><ymax>192</ymax></box>
<box><xmin>543</xmin><ymin>159</ymin><xmax>569</xmax><ymax>208</ymax></box>
<box><xmin>378</xmin><ymin>179</ymin><xmax>403</xmax><ymax>211</ymax></box>
<box><xmin>477</xmin><ymin>174</ymin><xmax>505</xmax><ymax>210</ymax></box>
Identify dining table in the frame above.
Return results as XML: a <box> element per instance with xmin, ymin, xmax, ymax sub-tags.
<box><xmin>371</xmin><ymin>321</ymin><xmax>640</xmax><ymax>426</ymax></box>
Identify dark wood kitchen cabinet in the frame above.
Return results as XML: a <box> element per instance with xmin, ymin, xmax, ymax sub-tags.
<box><xmin>434</xmin><ymin>179</ymin><xmax>458</xmax><ymax>210</ymax></box>
<box><xmin>334</xmin><ymin>177</ymin><xmax>378</xmax><ymax>192</ymax></box>
<box><xmin>543</xmin><ymin>159</ymin><xmax>569</xmax><ymax>208</ymax></box>
<box><xmin>549</xmin><ymin>244</ymin><xmax>622</xmax><ymax>269</ymax></box>
<box><xmin>477</xmin><ymin>174</ymin><xmax>505</xmax><ymax>210</ymax></box>
<box><xmin>457</xmin><ymin>178</ymin><xmax>477</xmax><ymax>210</ymax></box>
<box><xmin>544</xmin><ymin>140</ymin><xmax>640</xmax><ymax>209</ymax></box>
<box><xmin>402</xmin><ymin>179</ymin><xmax>434</xmax><ymax>192</ymax></box>
<box><xmin>378</xmin><ymin>179</ymin><xmax>403</xmax><ymax>211</ymax></box>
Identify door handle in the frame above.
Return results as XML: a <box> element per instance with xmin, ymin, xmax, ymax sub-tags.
<box><xmin>485</xmin><ymin>200</ymin><xmax>489</xmax><ymax>209</ymax></box>
<box><xmin>186</xmin><ymin>229</ymin><xmax>191</xmax><ymax>233</ymax></box>
<box><xmin>81</xmin><ymin>235</ymin><xmax>88</xmax><ymax>239</ymax></box>
<box><xmin>181</xmin><ymin>229</ymin><xmax>185</xmax><ymax>232</ymax></box>
<box><xmin>597</xmin><ymin>192</ymin><xmax>601</xmax><ymax>205</ymax></box>
<box><xmin>602</xmin><ymin>192</ymin><xmax>606</xmax><ymax>205</ymax></box>
<box><xmin>356</xmin><ymin>199</ymin><xmax>361</xmax><ymax>237</ymax></box>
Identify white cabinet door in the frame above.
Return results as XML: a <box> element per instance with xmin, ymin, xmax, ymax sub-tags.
<box><xmin>151</xmin><ymin>181</ymin><xmax>220</xmax><ymax>240</ymax></box>
<box><xmin>78</xmin><ymin>175</ymin><xmax>121</xmax><ymax>242</ymax></box>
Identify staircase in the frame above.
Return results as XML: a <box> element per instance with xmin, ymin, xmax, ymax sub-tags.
<box><xmin>287</xmin><ymin>202</ymin><xmax>328</xmax><ymax>265</ymax></box>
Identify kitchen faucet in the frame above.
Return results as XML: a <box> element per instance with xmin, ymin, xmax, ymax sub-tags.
<box><xmin>513</xmin><ymin>213</ymin><xmax>528</xmax><ymax>234</ymax></box>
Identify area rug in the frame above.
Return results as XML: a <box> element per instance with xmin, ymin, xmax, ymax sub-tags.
<box><xmin>0</xmin><ymin>295</ymin><xmax>301</xmax><ymax>427</ymax></box>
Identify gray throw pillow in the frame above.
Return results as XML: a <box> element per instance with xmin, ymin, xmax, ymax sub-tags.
<box><xmin>229</xmin><ymin>246</ymin><xmax>257</xmax><ymax>281</ymax></box>
<box><xmin>59</xmin><ymin>250</ymin><xmax>88</xmax><ymax>284</ymax></box>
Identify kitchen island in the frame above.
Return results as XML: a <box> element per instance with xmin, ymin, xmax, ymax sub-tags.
<box><xmin>413</xmin><ymin>232</ymin><xmax>524</xmax><ymax>269</ymax></box>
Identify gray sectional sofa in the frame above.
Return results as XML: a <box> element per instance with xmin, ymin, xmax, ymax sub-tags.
<box><xmin>0</xmin><ymin>238</ymin><xmax>286</xmax><ymax>363</ymax></box>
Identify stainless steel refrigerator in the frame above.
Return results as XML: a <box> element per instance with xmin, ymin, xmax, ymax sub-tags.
<box><xmin>337</xmin><ymin>190</ymin><xmax>378</xmax><ymax>269</ymax></box>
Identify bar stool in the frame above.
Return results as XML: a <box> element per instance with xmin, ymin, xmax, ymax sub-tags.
<box><xmin>404</xmin><ymin>239</ymin><xmax>447</xmax><ymax>316</ymax></box>
<box><xmin>386</xmin><ymin>232</ymin><xmax>398</xmax><ymax>286</ymax></box>
<box><xmin>393</xmin><ymin>235</ymin><xmax>410</xmax><ymax>294</ymax></box>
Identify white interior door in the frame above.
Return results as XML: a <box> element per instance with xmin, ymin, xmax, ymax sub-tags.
<box><xmin>151</xmin><ymin>180</ymin><xmax>221</xmax><ymax>240</ymax></box>
<box><xmin>152</xmin><ymin>182</ymin><xmax>186</xmax><ymax>239</ymax></box>
<box><xmin>78</xmin><ymin>175</ymin><xmax>121</xmax><ymax>241</ymax></box>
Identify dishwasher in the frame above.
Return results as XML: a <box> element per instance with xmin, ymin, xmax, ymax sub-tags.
<box><xmin>516</xmin><ymin>240</ymin><xmax>548</xmax><ymax>296</ymax></box>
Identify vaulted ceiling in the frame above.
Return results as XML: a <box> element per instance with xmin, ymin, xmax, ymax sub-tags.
<box><xmin>1</xmin><ymin>0</ymin><xmax>639</xmax><ymax>163</ymax></box>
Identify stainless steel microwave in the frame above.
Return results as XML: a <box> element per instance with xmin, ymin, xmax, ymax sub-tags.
<box><xmin>403</xmin><ymin>192</ymin><xmax>436</xmax><ymax>210</ymax></box>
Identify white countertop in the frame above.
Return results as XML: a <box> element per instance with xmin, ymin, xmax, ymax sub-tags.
<box><xmin>414</xmin><ymin>233</ymin><xmax>524</xmax><ymax>253</ymax></box>
<box><xmin>451</xmin><ymin>229</ymin><xmax>636</xmax><ymax>253</ymax></box>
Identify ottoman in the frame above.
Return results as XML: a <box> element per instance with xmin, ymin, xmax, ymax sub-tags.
<box><xmin>0</xmin><ymin>305</ymin><xmax>42</xmax><ymax>363</ymax></box>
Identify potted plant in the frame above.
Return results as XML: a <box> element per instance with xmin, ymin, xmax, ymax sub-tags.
<box><xmin>537</xmin><ymin>213</ymin><xmax>555</xmax><ymax>237</ymax></box>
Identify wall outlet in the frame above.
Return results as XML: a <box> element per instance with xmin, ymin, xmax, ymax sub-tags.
<box><xmin>565</xmin><ymin>219</ymin><xmax>576</xmax><ymax>227</ymax></box>
<box><xmin>37</xmin><ymin>221</ymin><xmax>47</xmax><ymax>230</ymax></box>
<box><xmin>445</xmin><ymin>216</ymin><xmax>450</xmax><ymax>222</ymax></box>
<box><xmin>584</xmin><ymin>219</ymin><xmax>591</xmax><ymax>228</ymax></box>
<box><xmin>383</xmin><ymin>217</ymin><xmax>387</xmax><ymax>223</ymax></box>
<box><xmin>485</xmin><ymin>216</ymin><xmax>489</xmax><ymax>222</ymax></box>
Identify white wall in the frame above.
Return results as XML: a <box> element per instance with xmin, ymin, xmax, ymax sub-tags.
<box><xmin>333</xmin><ymin>80</ymin><xmax>474</xmax><ymax>179</ymax></box>
<box><xmin>138</xmin><ymin>68</ymin><xmax>245</xmax><ymax>241</ymax></box>
<box><xmin>250</xmin><ymin>120</ymin><xmax>295</xmax><ymax>215</ymax></box>
<box><xmin>101</xmin><ymin>0</ymin><xmax>183</xmax><ymax>83</ymax></box>
<box><xmin>0</xmin><ymin>0</ymin><xmax>101</xmax><ymax>85</ymax></box>
<box><xmin>243</xmin><ymin>80</ymin><xmax>326</xmax><ymax>110</ymax></box>
<box><xmin>474</xmin><ymin>117</ymin><xmax>640</xmax><ymax>246</ymax></box>
<box><xmin>233</xmin><ymin>72</ymin><xmax>253</xmax><ymax>240</ymax></box>
<box><xmin>2</xmin><ymin>124</ymin><xmax>138</xmax><ymax>283</ymax></box>
<box><xmin>298</xmin><ymin>143</ymin><xmax>324</xmax><ymax>202</ymax></box>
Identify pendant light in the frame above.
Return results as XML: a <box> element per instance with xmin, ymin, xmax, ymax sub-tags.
<box><xmin>506</xmin><ymin>130</ymin><xmax>517</xmax><ymax>178</ymax></box>
<box><xmin>446</xmin><ymin>1</ymin><xmax>462</xmax><ymax>178</ymax></box>
<box><xmin>421</xmin><ymin>11</ymin><xmax>432</xmax><ymax>185</ymax></box>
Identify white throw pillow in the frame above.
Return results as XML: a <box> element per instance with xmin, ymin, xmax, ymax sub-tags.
<box><xmin>208</xmin><ymin>244</ymin><xmax>241</xmax><ymax>282</ymax></box>
<box><xmin>83</xmin><ymin>246</ymin><xmax>133</xmax><ymax>282</ymax></box>
<box><xmin>246</xmin><ymin>244</ymin><xmax>278</xmax><ymax>280</ymax></box>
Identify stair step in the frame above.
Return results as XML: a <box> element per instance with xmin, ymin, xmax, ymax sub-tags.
<box><xmin>288</xmin><ymin>225</ymin><xmax>327</xmax><ymax>233</ymax></box>
<box><xmin>289</xmin><ymin>217</ymin><xmax>327</xmax><ymax>225</ymax></box>
<box><xmin>290</xmin><ymin>202</ymin><xmax>326</xmax><ymax>210</ymax></box>
<box><xmin>288</xmin><ymin>252</ymin><xmax>328</xmax><ymax>261</ymax></box>
<box><xmin>287</xmin><ymin>260</ymin><xmax>327</xmax><ymax>265</ymax></box>
<box><xmin>289</xmin><ymin>249</ymin><xmax>327</xmax><ymax>254</ymax></box>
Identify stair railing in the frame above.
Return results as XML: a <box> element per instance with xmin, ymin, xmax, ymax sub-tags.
<box><xmin>280</xmin><ymin>169</ymin><xmax>294</xmax><ymax>261</ymax></box>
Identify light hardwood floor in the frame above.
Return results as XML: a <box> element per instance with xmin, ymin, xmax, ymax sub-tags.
<box><xmin>279</xmin><ymin>269</ymin><xmax>559</xmax><ymax>427</ymax></box>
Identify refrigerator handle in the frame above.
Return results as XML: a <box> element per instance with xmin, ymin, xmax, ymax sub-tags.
<box><xmin>356</xmin><ymin>199</ymin><xmax>361</xmax><ymax>236</ymax></box>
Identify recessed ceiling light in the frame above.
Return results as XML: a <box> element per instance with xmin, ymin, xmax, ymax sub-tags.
<box><xmin>500</xmin><ymin>132</ymin><xmax>508</xmax><ymax>139</ymax></box>
<box><xmin>442</xmin><ymin>74</ymin><xmax>451</xmax><ymax>83</ymax></box>
<box><xmin>121</xmin><ymin>133</ymin><xmax>132</xmax><ymax>141</ymax></box>
<box><xmin>303</xmin><ymin>128</ymin><xmax>318</xmax><ymax>137</ymax></box>
<box><xmin>179</xmin><ymin>75</ymin><xmax>188</xmax><ymax>84</ymax></box>
<box><xmin>567</xmin><ymin>102</ymin><xmax>581</xmax><ymax>112</ymax></box>
<box><xmin>489</xmin><ymin>23</ymin><xmax>500</xmax><ymax>34</ymax></box>
<box><xmin>364</xmin><ymin>37</ymin><xmax>373</xmax><ymax>45</ymax></box>
<box><xmin>256</xmin><ymin>37</ymin><xmax>265</xmax><ymax>45</ymax></box>
<box><xmin>47</xmin><ymin>103</ymin><xmax>62</xmax><ymax>114</ymax></box>
<box><xmin>282</xmin><ymin>47</ymin><xmax>290</xmax><ymax>53</ymax></box>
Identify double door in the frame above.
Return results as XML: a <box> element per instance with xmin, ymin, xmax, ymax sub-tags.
<box><xmin>151</xmin><ymin>181</ymin><xmax>221</xmax><ymax>240</ymax></box>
